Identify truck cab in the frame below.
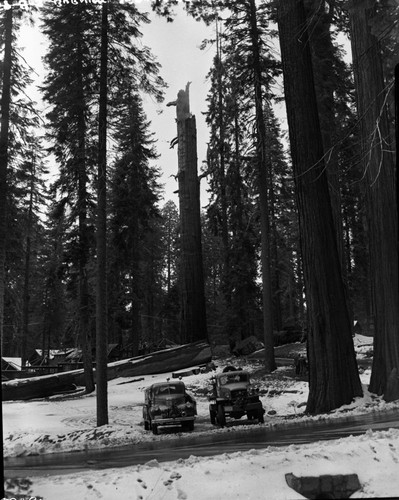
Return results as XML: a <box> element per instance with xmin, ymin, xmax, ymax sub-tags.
<box><xmin>209</xmin><ymin>369</ymin><xmax>264</xmax><ymax>427</ymax></box>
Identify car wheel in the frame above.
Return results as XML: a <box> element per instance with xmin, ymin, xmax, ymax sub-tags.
<box><xmin>217</xmin><ymin>405</ymin><xmax>226</xmax><ymax>427</ymax></box>
<box><xmin>185</xmin><ymin>420</ymin><xmax>194</xmax><ymax>432</ymax></box>
<box><xmin>209</xmin><ymin>406</ymin><xmax>216</xmax><ymax>425</ymax></box>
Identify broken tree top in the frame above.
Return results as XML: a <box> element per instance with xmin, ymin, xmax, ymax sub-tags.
<box><xmin>167</xmin><ymin>82</ymin><xmax>192</xmax><ymax>121</ymax></box>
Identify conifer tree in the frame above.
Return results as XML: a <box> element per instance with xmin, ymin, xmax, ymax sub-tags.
<box><xmin>0</xmin><ymin>2</ymin><xmax>13</xmax><ymax>352</ymax></box>
<box><xmin>42</xmin><ymin>1</ymin><xmax>168</xmax><ymax>399</ymax></box>
<box><xmin>42</xmin><ymin>1</ymin><xmax>99</xmax><ymax>392</ymax></box>
<box><xmin>187</xmin><ymin>0</ymin><xmax>281</xmax><ymax>370</ymax></box>
<box><xmin>108</xmin><ymin>92</ymin><xmax>161</xmax><ymax>356</ymax></box>
<box><xmin>1</xmin><ymin>4</ymin><xmax>43</xmax><ymax>357</ymax></box>
<box><xmin>348</xmin><ymin>0</ymin><xmax>399</xmax><ymax>400</ymax></box>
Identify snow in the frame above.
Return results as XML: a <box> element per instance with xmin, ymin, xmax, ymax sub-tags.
<box><xmin>3</xmin><ymin>335</ymin><xmax>399</xmax><ymax>499</ymax></box>
<box><xmin>2</xmin><ymin>357</ymin><xmax>22</xmax><ymax>370</ymax></box>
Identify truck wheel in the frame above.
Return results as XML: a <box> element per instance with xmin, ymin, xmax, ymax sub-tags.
<box><xmin>258</xmin><ymin>410</ymin><xmax>264</xmax><ymax>423</ymax></box>
<box><xmin>209</xmin><ymin>406</ymin><xmax>216</xmax><ymax>425</ymax></box>
<box><xmin>217</xmin><ymin>405</ymin><xmax>226</xmax><ymax>427</ymax></box>
<box><xmin>187</xmin><ymin>420</ymin><xmax>194</xmax><ymax>431</ymax></box>
<box><xmin>152</xmin><ymin>423</ymin><xmax>158</xmax><ymax>435</ymax></box>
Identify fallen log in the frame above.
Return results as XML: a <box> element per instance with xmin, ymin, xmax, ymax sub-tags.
<box><xmin>1</xmin><ymin>372</ymin><xmax>80</xmax><ymax>401</ymax></box>
<box><xmin>109</xmin><ymin>341</ymin><xmax>211</xmax><ymax>379</ymax></box>
<box><xmin>2</xmin><ymin>341</ymin><xmax>211</xmax><ymax>401</ymax></box>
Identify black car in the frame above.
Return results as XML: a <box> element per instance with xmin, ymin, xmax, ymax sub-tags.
<box><xmin>143</xmin><ymin>380</ymin><xmax>197</xmax><ymax>435</ymax></box>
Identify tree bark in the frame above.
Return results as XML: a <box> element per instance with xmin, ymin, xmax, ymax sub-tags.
<box><xmin>348</xmin><ymin>0</ymin><xmax>399</xmax><ymax>400</ymax></box>
<box><xmin>248</xmin><ymin>0</ymin><xmax>276</xmax><ymax>372</ymax></box>
<box><xmin>278</xmin><ymin>0</ymin><xmax>362</xmax><ymax>414</ymax></box>
<box><xmin>21</xmin><ymin>153</ymin><xmax>35</xmax><ymax>368</ymax></box>
<box><xmin>0</xmin><ymin>5</ymin><xmax>13</xmax><ymax>354</ymax></box>
<box><xmin>216</xmin><ymin>30</ymin><xmax>232</xmax><ymax>343</ymax></box>
<box><xmin>96</xmin><ymin>1</ymin><xmax>108</xmax><ymax>426</ymax></box>
<box><xmin>173</xmin><ymin>83</ymin><xmax>208</xmax><ymax>343</ymax></box>
<box><xmin>76</xmin><ymin>8</ymin><xmax>94</xmax><ymax>393</ymax></box>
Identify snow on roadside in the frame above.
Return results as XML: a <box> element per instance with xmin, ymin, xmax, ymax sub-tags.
<box><xmin>6</xmin><ymin>429</ymin><xmax>399</xmax><ymax>500</ymax></box>
<box><xmin>3</xmin><ymin>362</ymin><xmax>394</xmax><ymax>459</ymax></box>
<box><xmin>3</xmin><ymin>335</ymin><xmax>399</xmax><ymax>459</ymax></box>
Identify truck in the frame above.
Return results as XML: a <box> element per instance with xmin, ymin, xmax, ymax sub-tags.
<box><xmin>208</xmin><ymin>368</ymin><xmax>265</xmax><ymax>427</ymax></box>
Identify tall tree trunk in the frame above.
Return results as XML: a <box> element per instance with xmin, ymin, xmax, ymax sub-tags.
<box><xmin>96</xmin><ymin>1</ymin><xmax>108</xmax><ymax>426</ymax></box>
<box><xmin>305</xmin><ymin>0</ymin><xmax>346</xmax><ymax>268</ymax></box>
<box><xmin>172</xmin><ymin>83</ymin><xmax>208</xmax><ymax>343</ymax></box>
<box><xmin>0</xmin><ymin>5</ymin><xmax>13</xmax><ymax>354</ymax></box>
<box><xmin>129</xmin><ymin>217</ymin><xmax>141</xmax><ymax>357</ymax></box>
<box><xmin>248</xmin><ymin>0</ymin><xmax>276</xmax><ymax>372</ymax></box>
<box><xmin>278</xmin><ymin>0</ymin><xmax>362</xmax><ymax>414</ymax></box>
<box><xmin>269</xmin><ymin>156</ymin><xmax>283</xmax><ymax>332</ymax></box>
<box><xmin>306</xmin><ymin>0</ymin><xmax>355</xmax><ymax>330</ymax></box>
<box><xmin>21</xmin><ymin>153</ymin><xmax>35</xmax><ymax>368</ymax></box>
<box><xmin>215</xmin><ymin>27</ymin><xmax>231</xmax><ymax>337</ymax></box>
<box><xmin>76</xmin><ymin>10</ymin><xmax>94</xmax><ymax>392</ymax></box>
<box><xmin>348</xmin><ymin>0</ymin><xmax>399</xmax><ymax>400</ymax></box>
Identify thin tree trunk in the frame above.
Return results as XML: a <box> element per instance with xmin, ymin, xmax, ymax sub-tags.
<box><xmin>278</xmin><ymin>0</ymin><xmax>362</xmax><ymax>414</ymax></box>
<box><xmin>348</xmin><ymin>0</ymin><xmax>399</xmax><ymax>400</ymax></box>
<box><xmin>21</xmin><ymin>154</ymin><xmax>35</xmax><ymax>368</ymax></box>
<box><xmin>96</xmin><ymin>1</ymin><xmax>108</xmax><ymax>426</ymax></box>
<box><xmin>269</xmin><ymin>157</ymin><xmax>283</xmax><ymax>332</ymax></box>
<box><xmin>76</xmin><ymin>11</ymin><xmax>94</xmax><ymax>392</ymax></box>
<box><xmin>130</xmin><ymin>219</ymin><xmax>141</xmax><ymax>357</ymax></box>
<box><xmin>0</xmin><ymin>5</ymin><xmax>13</xmax><ymax>354</ymax></box>
<box><xmin>215</xmin><ymin>26</ymin><xmax>231</xmax><ymax>339</ymax></box>
<box><xmin>248</xmin><ymin>0</ymin><xmax>276</xmax><ymax>372</ymax></box>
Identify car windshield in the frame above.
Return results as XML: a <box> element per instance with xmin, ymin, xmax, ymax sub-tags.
<box><xmin>152</xmin><ymin>384</ymin><xmax>185</xmax><ymax>400</ymax></box>
<box><xmin>219</xmin><ymin>373</ymin><xmax>249</xmax><ymax>385</ymax></box>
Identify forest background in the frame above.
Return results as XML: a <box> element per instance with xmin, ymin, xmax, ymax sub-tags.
<box><xmin>1</xmin><ymin>0</ymin><xmax>399</xmax><ymax>419</ymax></box>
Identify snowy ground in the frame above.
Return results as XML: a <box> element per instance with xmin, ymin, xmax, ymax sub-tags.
<box><xmin>3</xmin><ymin>335</ymin><xmax>399</xmax><ymax>499</ymax></box>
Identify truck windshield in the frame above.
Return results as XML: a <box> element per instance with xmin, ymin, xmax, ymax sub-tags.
<box><xmin>219</xmin><ymin>373</ymin><xmax>249</xmax><ymax>385</ymax></box>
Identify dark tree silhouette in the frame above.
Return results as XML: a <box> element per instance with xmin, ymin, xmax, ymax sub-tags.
<box><xmin>277</xmin><ymin>0</ymin><xmax>362</xmax><ymax>414</ymax></box>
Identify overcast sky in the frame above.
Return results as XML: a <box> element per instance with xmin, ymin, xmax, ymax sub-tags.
<box><xmin>140</xmin><ymin>2</ymin><xmax>214</xmax><ymax>206</ymax></box>
<box><xmin>18</xmin><ymin>1</ymin><xmax>214</xmax><ymax>207</ymax></box>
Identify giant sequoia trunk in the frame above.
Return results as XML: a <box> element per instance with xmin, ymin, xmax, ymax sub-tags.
<box><xmin>0</xmin><ymin>6</ymin><xmax>12</xmax><ymax>352</ymax></box>
<box><xmin>305</xmin><ymin>0</ymin><xmax>346</xmax><ymax>270</ymax></box>
<box><xmin>278</xmin><ymin>0</ymin><xmax>362</xmax><ymax>414</ymax></box>
<box><xmin>170</xmin><ymin>83</ymin><xmax>208</xmax><ymax>343</ymax></box>
<box><xmin>348</xmin><ymin>0</ymin><xmax>399</xmax><ymax>400</ymax></box>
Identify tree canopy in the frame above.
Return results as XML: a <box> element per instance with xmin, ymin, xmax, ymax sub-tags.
<box><xmin>1</xmin><ymin>0</ymin><xmax>398</xmax><ymax>416</ymax></box>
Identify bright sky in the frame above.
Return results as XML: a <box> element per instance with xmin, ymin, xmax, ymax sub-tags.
<box><xmin>140</xmin><ymin>2</ymin><xmax>214</xmax><ymax>205</ymax></box>
<box><xmin>18</xmin><ymin>1</ymin><xmax>214</xmax><ymax>207</ymax></box>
